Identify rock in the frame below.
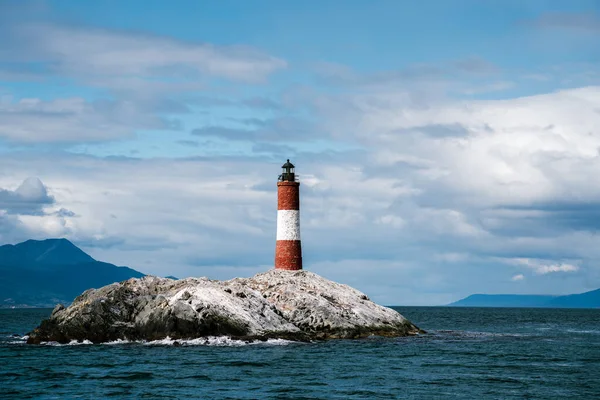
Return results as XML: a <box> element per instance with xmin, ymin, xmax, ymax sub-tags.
<box><xmin>51</xmin><ymin>304</ymin><xmax>65</xmax><ymax>316</ymax></box>
<box><xmin>27</xmin><ymin>270</ymin><xmax>422</xmax><ymax>344</ymax></box>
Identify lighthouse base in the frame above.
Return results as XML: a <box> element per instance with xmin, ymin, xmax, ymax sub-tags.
<box><xmin>275</xmin><ymin>240</ymin><xmax>302</xmax><ymax>270</ymax></box>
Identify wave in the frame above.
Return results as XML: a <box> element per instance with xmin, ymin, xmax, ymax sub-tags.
<box><xmin>565</xmin><ymin>329</ymin><xmax>600</xmax><ymax>334</ymax></box>
<box><xmin>2</xmin><ymin>335</ymin><xmax>29</xmax><ymax>344</ymax></box>
<box><xmin>39</xmin><ymin>339</ymin><xmax>94</xmax><ymax>346</ymax></box>
<box><xmin>3</xmin><ymin>334</ymin><xmax>29</xmax><ymax>340</ymax></box>
<box><xmin>141</xmin><ymin>336</ymin><xmax>295</xmax><ymax>347</ymax></box>
<box><xmin>432</xmin><ymin>330</ymin><xmax>526</xmax><ymax>338</ymax></box>
<box><xmin>13</xmin><ymin>336</ymin><xmax>295</xmax><ymax>347</ymax></box>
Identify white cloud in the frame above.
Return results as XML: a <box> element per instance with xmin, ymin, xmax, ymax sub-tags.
<box><xmin>511</xmin><ymin>274</ymin><xmax>525</xmax><ymax>281</ymax></box>
<box><xmin>18</xmin><ymin>214</ymin><xmax>71</xmax><ymax>238</ymax></box>
<box><xmin>0</xmin><ymin>177</ymin><xmax>77</xmax><ymax>243</ymax></box>
<box><xmin>504</xmin><ymin>258</ymin><xmax>580</xmax><ymax>275</ymax></box>
<box><xmin>0</xmin><ymin>20</ymin><xmax>288</xmax><ymax>144</ymax></box>
<box><xmin>376</xmin><ymin>214</ymin><xmax>405</xmax><ymax>228</ymax></box>
<box><xmin>0</xmin><ymin>97</ymin><xmax>168</xmax><ymax>143</ymax></box>
<box><xmin>535</xmin><ymin>263</ymin><xmax>579</xmax><ymax>274</ymax></box>
<box><xmin>350</xmin><ymin>86</ymin><xmax>600</xmax><ymax>206</ymax></box>
<box><xmin>0</xmin><ymin>177</ymin><xmax>54</xmax><ymax>214</ymax></box>
<box><xmin>10</xmin><ymin>24</ymin><xmax>286</xmax><ymax>83</ymax></box>
<box><xmin>459</xmin><ymin>81</ymin><xmax>515</xmax><ymax>95</ymax></box>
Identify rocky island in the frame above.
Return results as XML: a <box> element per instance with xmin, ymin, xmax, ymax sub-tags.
<box><xmin>27</xmin><ymin>270</ymin><xmax>421</xmax><ymax>344</ymax></box>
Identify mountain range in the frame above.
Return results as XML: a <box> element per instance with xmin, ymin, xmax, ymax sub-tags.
<box><xmin>0</xmin><ymin>238</ymin><xmax>144</xmax><ymax>308</ymax></box>
<box><xmin>449</xmin><ymin>289</ymin><xmax>600</xmax><ymax>308</ymax></box>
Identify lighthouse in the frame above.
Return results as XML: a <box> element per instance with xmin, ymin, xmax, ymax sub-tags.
<box><xmin>275</xmin><ymin>159</ymin><xmax>302</xmax><ymax>270</ymax></box>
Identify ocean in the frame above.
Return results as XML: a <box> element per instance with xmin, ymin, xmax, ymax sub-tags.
<box><xmin>1</xmin><ymin>307</ymin><xmax>599</xmax><ymax>399</ymax></box>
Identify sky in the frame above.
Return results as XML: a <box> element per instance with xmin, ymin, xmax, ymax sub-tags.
<box><xmin>1</xmin><ymin>0</ymin><xmax>600</xmax><ymax>305</ymax></box>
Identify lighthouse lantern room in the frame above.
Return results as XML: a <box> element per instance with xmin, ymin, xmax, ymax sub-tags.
<box><xmin>279</xmin><ymin>159</ymin><xmax>296</xmax><ymax>182</ymax></box>
<box><xmin>275</xmin><ymin>159</ymin><xmax>303</xmax><ymax>270</ymax></box>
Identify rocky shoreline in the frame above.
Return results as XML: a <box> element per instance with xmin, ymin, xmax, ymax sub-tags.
<box><xmin>27</xmin><ymin>270</ymin><xmax>422</xmax><ymax>344</ymax></box>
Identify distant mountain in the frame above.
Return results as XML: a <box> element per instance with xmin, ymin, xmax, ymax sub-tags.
<box><xmin>546</xmin><ymin>289</ymin><xmax>600</xmax><ymax>308</ymax></box>
<box><xmin>0</xmin><ymin>238</ymin><xmax>95</xmax><ymax>266</ymax></box>
<box><xmin>449</xmin><ymin>289</ymin><xmax>600</xmax><ymax>308</ymax></box>
<box><xmin>0</xmin><ymin>239</ymin><xmax>145</xmax><ymax>308</ymax></box>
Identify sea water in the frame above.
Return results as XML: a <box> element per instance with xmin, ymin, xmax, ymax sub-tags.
<box><xmin>1</xmin><ymin>307</ymin><xmax>599</xmax><ymax>399</ymax></box>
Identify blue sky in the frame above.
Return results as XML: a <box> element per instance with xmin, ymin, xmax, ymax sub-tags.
<box><xmin>1</xmin><ymin>0</ymin><xmax>600</xmax><ymax>305</ymax></box>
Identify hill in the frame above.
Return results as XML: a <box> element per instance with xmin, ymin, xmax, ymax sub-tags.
<box><xmin>449</xmin><ymin>289</ymin><xmax>600</xmax><ymax>308</ymax></box>
<box><xmin>0</xmin><ymin>239</ymin><xmax>144</xmax><ymax>308</ymax></box>
<box><xmin>546</xmin><ymin>288</ymin><xmax>600</xmax><ymax>308</ymax></box>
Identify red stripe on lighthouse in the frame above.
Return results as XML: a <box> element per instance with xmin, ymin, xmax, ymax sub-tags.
<box><xmin>275</xmin><ymin>240</ymin><xmax>302</xmax><ymax>270</ymax></box>
<box><xmin>275</xmin><ymin>173</ymin><xmax>302</xmax><ymax>270</ymax></box>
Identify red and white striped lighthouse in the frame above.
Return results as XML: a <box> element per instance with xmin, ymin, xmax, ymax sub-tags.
<box><xmin>275</xmin><ymin>159</ymin><xmax>302</xmax><ymax>270</ymax></box>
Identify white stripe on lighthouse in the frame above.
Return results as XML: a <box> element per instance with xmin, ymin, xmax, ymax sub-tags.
<box><xmin>276</xmin><ymin>210</ymin><xmax>301</xmax><ymax>241</ymax></box>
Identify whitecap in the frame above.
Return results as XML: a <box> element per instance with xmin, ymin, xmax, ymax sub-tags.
<box><xmin>143</xmin><ymin>336</ymin><xmax>295</xmax><ymax>347</ymax></box>
<box><xmin>7</xmin><ymin>335</ymin><xmax>29</xmax><ymax>340</ymax></box>
<box><xmin>565</xmin><ymin>329</ymin><xmax>599</xmax><ymax>334</ymax></box>
<box><xmin>69</xmin><ymin>339</ymin><xmax>93</xmax><ymax>345</ymax></box>
<box><xmin>20</xmin><ymin>336</ymin><xmax>295</xmax><ymax>347</ymax></box>
<box><xmin>3</xmin><ymin>334</ymin><xmax>28</xmax><ymax>340</ymax></box>
<box><xmin>433</xmin><ymin>330</ymin><xmax>526</xmax><ymax>338</ymax></box>
<box><xmin>38</xmin><ymin>339</ymin><xmax>94</xmax><ymax>346</ymax></box>
<box><xmin>102</xmin><ymin>339</ymin><xmax>133</xmax><ymax>345</ymax></box>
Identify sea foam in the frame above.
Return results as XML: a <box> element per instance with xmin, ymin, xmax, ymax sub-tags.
<box><xmin>101</xmin><ymin>336</ymin><xmax>296</xmax><ymax>346</ymax></box>
<box><xmin>7</xmin><ymin>335</ymin><xmax>295</xmax><ymax>347</ymax></box>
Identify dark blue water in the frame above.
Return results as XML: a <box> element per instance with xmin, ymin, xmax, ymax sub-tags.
<box><xmin>1</xmin><ymin>307</ymin><xmax>599</xmax><ymax>399</ymax></box>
